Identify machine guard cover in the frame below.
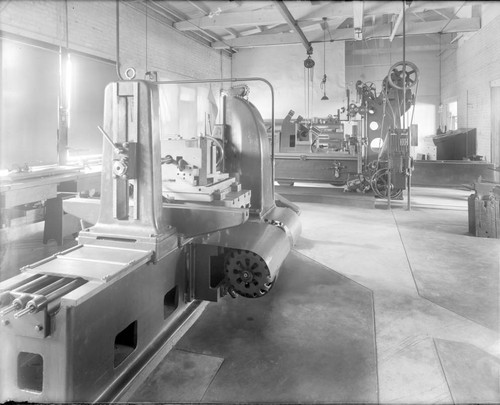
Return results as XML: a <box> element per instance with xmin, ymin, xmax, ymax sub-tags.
<box><xmin>196</xmin><ymin>220</ymin><xmax>292</xmax><ymax>282</ymax></box>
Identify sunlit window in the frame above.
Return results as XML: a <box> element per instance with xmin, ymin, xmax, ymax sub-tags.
<box><xmin>447</xmin><ymin>101</ymin><xmax>458</xmax><ymax>131</ymax></box>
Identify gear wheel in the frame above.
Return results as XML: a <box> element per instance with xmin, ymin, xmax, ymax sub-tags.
<box><xmin>224</xmin><ymin>249</ymin><xmax>274</xmax><ymax>298</ymax></box>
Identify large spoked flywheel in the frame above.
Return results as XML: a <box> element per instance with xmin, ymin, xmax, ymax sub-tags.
<box><xmin>371</xmin><ymin>168</ymin><xmax>403</xmax><ymax>199</ymax></box>
<box><xmin>224</xmin><ymin>249</ymin><xmax>274</xmax><ymax>298</ymax></box>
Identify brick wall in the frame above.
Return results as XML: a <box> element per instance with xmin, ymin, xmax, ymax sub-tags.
<box><xmin>440</xmin><ymin>34</ymin><xmax>457</xmax><ymax>107</ymax></box>
<box><xmin>441</xmin><ymin>7</ymin><xmax>500</xmax><ymax>162</ymax></box>
<box><xmin>0</xmin><ymin>0</ymin><xmax>231</xmax><ymax>80</ymax></box>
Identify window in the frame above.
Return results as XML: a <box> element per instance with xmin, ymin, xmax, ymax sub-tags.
<box><xmin>67</xmin><ymin>54</ymin><xmax>117</xmax><ymax>161</ymax></box>
<box><xmin>447</xmin><ymin>101</ymin><xmax>458</xmax><ymax>131</ymax></box>
<box><xmin>1</xmin><ymin>38</ymin><xmax>59</xmax><ymax>170</ymax></box>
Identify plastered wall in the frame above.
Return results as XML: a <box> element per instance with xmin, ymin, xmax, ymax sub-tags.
<box><xmin>231</xmin><ymin>42</ymin><xmax>346</xmax><ymax>121</ymax></box>
<box><xmin>440</xmin><ymin>5</ymin><xmax>500</xmax><ymax>163</ymax></box>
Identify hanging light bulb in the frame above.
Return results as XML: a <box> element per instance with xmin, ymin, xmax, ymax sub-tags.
<box><xmin>320</xmin><ymin>17</ymin><xmax>329</xmax><ymax>101</ymax></box>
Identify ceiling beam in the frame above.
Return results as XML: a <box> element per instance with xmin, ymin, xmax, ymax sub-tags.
<box><xmin>390</xmin><ymin>5</ymin><xmax>406</xmax><ymax>42</ymax></box>
<box><xmin>408</xmin><ymin>1</ymin><xmax>483</xmax><ymax>13</ymax></box>
<box><xmin>172</xmin><ymin>1</ymin><xmax>486</xmax><ymax>32</ymax></box>
<box><xmin>185</xmin><ymin>0</ymin><xmax>240</xmax><ymax>41</ymax></box>
<box><xmin>223</xmin><ymin>28</ymin><xmax>240</xmax><ymax>39</ymax></box>
<box><xmin>273</xmin><ymin>0</ymin><xmax>311</xmax><ymax>52</ymax></box>
<box><xmin>226</xmin><ymin>19</ymin><xmax>319</xmax><ymax>41</ymax></box>
<box><xmin>432</xmin><ymin>8</ymin><xmax>456</xmax><ymax>19</ymax></box>
<box><xmin>300</xmin><ymin>1</ymin><xmax>471</xmax><ymax>20</ymax></box>
<box><xmin>173</xmin><ymin>1</ymin><xmax>388</xmax><ymax>31</ymax></box>
<box><xmin>348</xmin><ymin>44</ymin><xmax>444</xmax><ymax>55</ymax></box>
<box><xmin>187</xmin><ymin>0</ymin><xmax>209</xmax><ymax>15</ymax></box>
<box><xmin>211</xmin><ymin>17</ymin><xmax>480</xmax><ymax>49</ymax></box>
<box><xmin>174</xmin><ymin>7</ymin><xmax>284</xmax><ymax>30</ymax></box>
<box><xmin>253</xmin><ymin>23</ymin><xmax>292</xmax><ymax>35</ymax></box>
<box><xmin>347</xmin><ymin>16</ymin><xmax>481</xmax><ymax>39</ymax></box>
<box><xmin>352</xmin><ymin>1</ymin><xmax>364</xmax><ymax>40</ymax></box>
<box><xmin>299</xmin><ymin>1</ymin><xmax>353</xmax><ymax>20</ymax></box>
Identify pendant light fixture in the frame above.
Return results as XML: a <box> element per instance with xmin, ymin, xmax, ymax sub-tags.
<box><xmin>320</xmin><ymin>17</ymin><xmax>329</xmax><ymax>101</ymax></box>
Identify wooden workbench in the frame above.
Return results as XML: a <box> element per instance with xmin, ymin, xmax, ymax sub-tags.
<box><xmin>0</xmin><ymin>165</ymin><xmax>101</xmax><ymax>243</ymax></box>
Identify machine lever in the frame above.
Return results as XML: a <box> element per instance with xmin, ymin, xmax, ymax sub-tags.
<box><xmin>98</xmin><ymin>125</ymin><xmax>123</xmax><ymax>154</ymax></box>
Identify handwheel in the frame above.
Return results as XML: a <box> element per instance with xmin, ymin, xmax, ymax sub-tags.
<box><xmin>387</xmin><ymin>61</ymin><xmax>419</xmax><ymax>90</ymax></box>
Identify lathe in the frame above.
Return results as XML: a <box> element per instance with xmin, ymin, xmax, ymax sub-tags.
<box><xmin>275</xmin><ymin>111</ymin><xmax>362</xmax><ymax>186</ymax></box>
<box><xmin>0</xmin><ymin>79</ymin><xmax>300</xmax><ymax>402</ymax></box>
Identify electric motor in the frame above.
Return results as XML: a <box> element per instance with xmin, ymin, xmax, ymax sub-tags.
<box><xmin>224</xmin><ymin>249</ymin><xmax>275</xmax><ymax>298</ymax></box>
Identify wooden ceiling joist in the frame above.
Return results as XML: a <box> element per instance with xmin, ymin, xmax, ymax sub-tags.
<box><xmin>352</xmin><ymin>1</ymin><xmax>364</xmax><ymax>40</ymax></box>
<box><xmin>160</xmin><ymin>1</ymin><xmax>487</xmax><ymax>52</ymax></box>
<box><xmin>173</xmin><ymin>8</ymin><xmax>285</xmax><ymax>31</ymax></box>
<box><xmin>211</xmin><ymin>17</ymin><xmax>480</xmax><ymax>49</ymax></box>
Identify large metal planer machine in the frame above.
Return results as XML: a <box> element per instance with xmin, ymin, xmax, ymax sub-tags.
<box><xmin>0</xmin><ymin>79</ymin><xmax>301</xmax><ymax>402</ymax></box>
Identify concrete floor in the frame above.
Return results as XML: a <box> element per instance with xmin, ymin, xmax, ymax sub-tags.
<box><xmin>1</xmin><ymin>186</ymin><xmax>499</xmax><ymax>403</ymax></box>
<box><xmin>294</xmin><ymin>187</ymin><xmax>499</xmax><ymax>404</ymax></box>
<box><xmin>130</xmin><ymin>251</ymin><xmax>378</xmax><ymax>403</ymax></box>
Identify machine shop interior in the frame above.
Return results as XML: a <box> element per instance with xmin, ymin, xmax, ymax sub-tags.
<box><xmin>1</xmin><ymin>1</ymin><xmax>500</xmax><ymax>404</ymax></box>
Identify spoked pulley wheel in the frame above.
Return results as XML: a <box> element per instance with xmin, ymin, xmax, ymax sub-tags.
<box><xmin>371</xmin><ymin>168</ymin><xmax>403</xmax><ymax>199</ymax></box>
<box><xmin>224</xmin><ymin>249</ymin><xmax>274</xmax><ymax>298</ymax></box>
<box><xmin>388</xmin><ymin>61</ymin><xmax>419</xmax><ymax>90</ymax></box>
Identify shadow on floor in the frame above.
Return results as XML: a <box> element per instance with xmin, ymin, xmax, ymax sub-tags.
<box><xmin>131</xmin><ymin>251</ymin><xmax>378</xmax><ymax>403</ymax></box>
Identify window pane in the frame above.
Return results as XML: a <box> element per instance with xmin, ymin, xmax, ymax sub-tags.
<box><xmin>1</xmin><ymin>39</ymin><xmax>59</xmax><ymax>170</ymax></box>
<box><xmin>68</xmin><ymin>54</ymin><xmax>117</xmax><ymax>159</ymax></box>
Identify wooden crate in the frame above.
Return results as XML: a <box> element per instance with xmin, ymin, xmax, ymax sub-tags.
<box><xmin>469</xmin><ymin>194</ymin><xmax>500</xmax><ymax>238</ymax></box>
